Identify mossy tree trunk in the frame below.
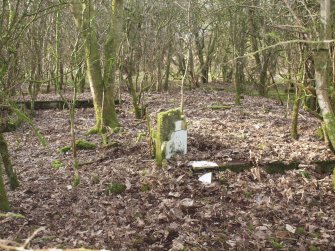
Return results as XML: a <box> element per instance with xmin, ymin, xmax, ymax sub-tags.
<box><xmin>71</xmin><ymin>2</ymin><xmax>104</xmax><ymax>131</ymax></box>
<box><xmin>231</xmin><ymin>6</ymin><xmax>246</xmax><ymax>105</ymax></box>
<box><xmin>125</xmin><ymin>62</ymin><xmax>142</xmax><ymax>119</ymax></box>
<box><xmin>156</xmin><ymin>50</ymin><xmax>163</xmax><ymax>92</ymax></box>
<box><xmin>291</xmin><ymin>43</ymin><xmax>306</xmax><ymax>140</ymax></box>
<box><xmin>55</xmin><ymin>7</ymin><xmax>64</xmax><ymax>92</ymax></box>
<box><xmin>0</xmin><ymin>161</ymin><xmax>10</xmax><ymax>211</ymax></box>
<box><xmin>0</xmin><ymin>133</ymin><xmax>19</xmax><ymax>190</ymax></box>
<box><xmin>314</xmin><ymin>0</ymin><xmax>335</xmax><ymax>150</ymax></box>
<box><xmin>194</xmin><ymin>28</ymin><xmax>217</xmax><ymax>85</ymax></box>
<box><xmin>291</xmin><ymin>89</ymin><xmax>301</xmax><ymax>140</ymax></box>
<box><xmin>101</xmin><ymin>0</ymin><xmax>123</xmax><ymax>131</ymax></box>
<box><xmin>248</xmin><ymin>1</ymin><xmax>273</xmax><ymax>97</ymax></box>
<box><xmin>163</xmin><ymin>37</ymin><xmax>172</xmax><ymax>92</ymax></box>
<box><xmin>71</xmin><ymin>0</ymin><xmax>121</xmax><ymax>134</ymax></box>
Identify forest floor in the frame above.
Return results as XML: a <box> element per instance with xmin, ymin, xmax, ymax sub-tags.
<box><xmin>1</xmin><ymin>86</ymin><xmax>335</xmax><ymax>250</ymax></box>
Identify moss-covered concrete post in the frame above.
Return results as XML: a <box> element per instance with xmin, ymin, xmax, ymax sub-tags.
<box><xmin>154</xmin><ymin>108</ymin><xmax>187</xmax><ymax>167</ymax></box>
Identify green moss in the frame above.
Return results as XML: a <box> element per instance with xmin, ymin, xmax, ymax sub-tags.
<box><xmin>155</xmin><ymin>108</ymin><xmax>183</xmax><ymax>167</ymax></box>
<box><xmin>299</xmin><ymin>170</ymin><xmax>311</xmax><ymax>179</ymax></box>
<box><xmin>59</xmin><ymin>146</ymin><xmax>71</xmax><ymax>153</ymax></box>
<box><xmin>270</xmin><ymin>239</ymin><xmax>285</xmax><ymax>250</ymax></box>
<box><xmin>51</xmin><ymin>160</ymin><xmax>63</xmax><ymax>169</ymax></box>
<box><xmin>295</xmin><ymin>227</ymin><xmax>305</xmax><ymax>234</ymax></box>
<box><xmin>85</xmin><ymin>126</ymin><xmax>100</xmax><ymax>135</ymax></box>
<box><xmin>244</xmin><ymin>191</ymin><xmax>252</xmax><ymax>198</ymax></box>
<box><xmin>107</xmin><ymin>183</ymin><xmax>126</xmax><ymax>195</ymax></box>
<box><xmin>247</xmin><ymin>223</ymin><xmax>255</xmax><ymax>232</ymax></box>
<box><xmin>323</xmin><ymin>113</ymin><xmax>335</xmax><ymax>148</ymax></box>
<box><xmin>75</xmin><ymin>139</ymin><xmax>96</xmax><ymax>150</ymax></box>
<box><xmin>59</xmin><ymin>139</ymin><xmax>96</xmax><ymax>153</ymax></box>
<box><xmin>140</xmin><ymin>183</ymin><xmax>151</xmax><ymax>192</ymax></box>
<box><xmin>332</xmin><ymin>168</ymin><xmax>335</xmax><ymax>191</ymax></box>
<box><xmin>309</xmin><ymin>245</ymin><xmax>318</xmax><ymax>251</ymax></box>
<box><xmin>315</xmin><ymin>127</ymin><xmax>324</xmax><ymax>140</ymax></box>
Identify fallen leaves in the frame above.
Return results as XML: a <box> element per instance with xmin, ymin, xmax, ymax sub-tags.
<box><xmin>1</xmin><ymin>89</ymin><xmax>335</xmax><ymax>250</ymax></box>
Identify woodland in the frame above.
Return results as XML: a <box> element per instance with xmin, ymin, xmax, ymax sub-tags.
<box><xmin>1</xmin><ymin>0</ymin><xmax>335</xmax><ymax>250</ymax></box>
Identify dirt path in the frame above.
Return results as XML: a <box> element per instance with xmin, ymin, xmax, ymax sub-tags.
<box><xmin>1</xmin><ymin>89</ymin><xmax>335</xmax><ymax>250</ymax></box>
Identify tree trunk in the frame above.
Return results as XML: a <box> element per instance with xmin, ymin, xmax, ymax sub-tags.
<box><xmin>232</xmin><ymin>7</ymin><xmax>246</xmax><ymax>105</ymax></box>
<box><xmin>0</xmin><ymin>133</ymin><xmax>19</xmax><ymax>190</ymax></box>
<box><xmin>156</xmin><ymin>52</ymin><xmax>163</xmax><ymax>92</ymax></box>
<box><xmin>291</xmin><ymin>90</ymin><xmax>301</xmax><ymax>140</ymax></box>
<box><xmin>71</xmin><ymin>1</ymin><xmax>120</xmax><ymax>133</ymax></box>
<box><xmin>163</xmin><ymin>40</ymin><xmax>172</xmax><ymax>91</ymax></box>
<box><xmin>0</xmin><ymin>161</ymin><xmax>10</xmax><ymax>211</ymax></box>
<box><xmin>314</xmin><ymin>0</ymin><xmax>335</xmax><ymax>149</ymax></box>
<box><xmin>234</xmin><ymin>57</ymin><xmax>244</xmax><ymax>105</ymax></box>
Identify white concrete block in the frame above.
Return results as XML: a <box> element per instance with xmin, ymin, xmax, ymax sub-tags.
<box><xmin>175</xmin><ymin>120</ymin><xmax>183</xmax><ymax>131</ymax></box>
<box><xmin>165</xmin><ymin>130</ymin><xmax>187</xmax><ymax>159</ymax></box>
<box><xmin>199</xmin><ymin>172</ymin><xmax>212</xmax><ymax>184</ymax></box>
<box><xmin>189</xmin><ymin>161</ymin><xmax>218</xmax><ymax>168</ymax></box>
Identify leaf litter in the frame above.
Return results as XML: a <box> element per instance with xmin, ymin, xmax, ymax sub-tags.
<box><xmin>1</xmin><ymin>88</ymin><xmax>335</xmax><ymax>250</ymax></box>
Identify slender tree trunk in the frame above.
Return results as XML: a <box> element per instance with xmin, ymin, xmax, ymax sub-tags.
<box><xmin>195</xmin><ymin>31</ymin><xmax>206</xmax><ymax>84</ymax></box>
<box><xmin>0</xmin><ymin>162</ymin><xmax>10</xmax><ymax>211</ymax></box>
<box><xmin>156</xmin><ymin>52</ymin><xmax>163</xmax><ymax>92</ymax></box>
<box><xmin>232</xmin><ymin>7</ymin><xmax>246</xmax><ymax>105</ymax></box>
<box><xmin>55</xmin><ymin>7</ymin><xmax>63</xmax><ymax>92</ymax></box>
<box><xmin>163</xmin><ymin>40</ymin><xmax>172</xmax><ymax>91</ymax></box>
<box><xmin>234</xmin><ymin>57</ymin><xmax>244</xmax><ymax>105</ymax></box>
<box><xmin>0</xmin><ymin>133</ymin><xmax>19</xmax><ymax>190</ymax></box>
<box><xmin>188</xmin><ymin>47</ymin><xmax>198</xmax><ymax>88</ymax></box>
<box><xmin>291</xmin><ymin>89</ymin><xmax>301</xmax><ymax>140</ymax></box>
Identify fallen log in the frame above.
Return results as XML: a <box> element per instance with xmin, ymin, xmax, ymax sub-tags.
<box><xmin>0</xmin><ymin>242</ymin><xmax>107</xmax><ymax>251</ymax></box>
<box><xmin>191</xmin><ymin>160</ymin><xmax>300</xmax><ymax>174</ymax></box>
<box><xmin>18</xmin><ymin>99</ymin><xmax>94</xmax><ymax>110</ymax></box>
<box><xmin>1</xmin><ymin>99</ymin><xmax>120</xmax><ymax>111</ymax></box>
<box><xmin>0</xmin><ymin>227</ymin><xmax>109</xmax><ymax>251</ymax></box>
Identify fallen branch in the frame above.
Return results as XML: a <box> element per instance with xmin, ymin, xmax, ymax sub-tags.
<box><xmin>0</xmin><ymin>242</ymin><xmax>107</xmax><ymax>251</ymax></box>
<box><xmin>0</xmin><ymin>227</ymin><xmax>109</xmax><ymax>251</ymax></box>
